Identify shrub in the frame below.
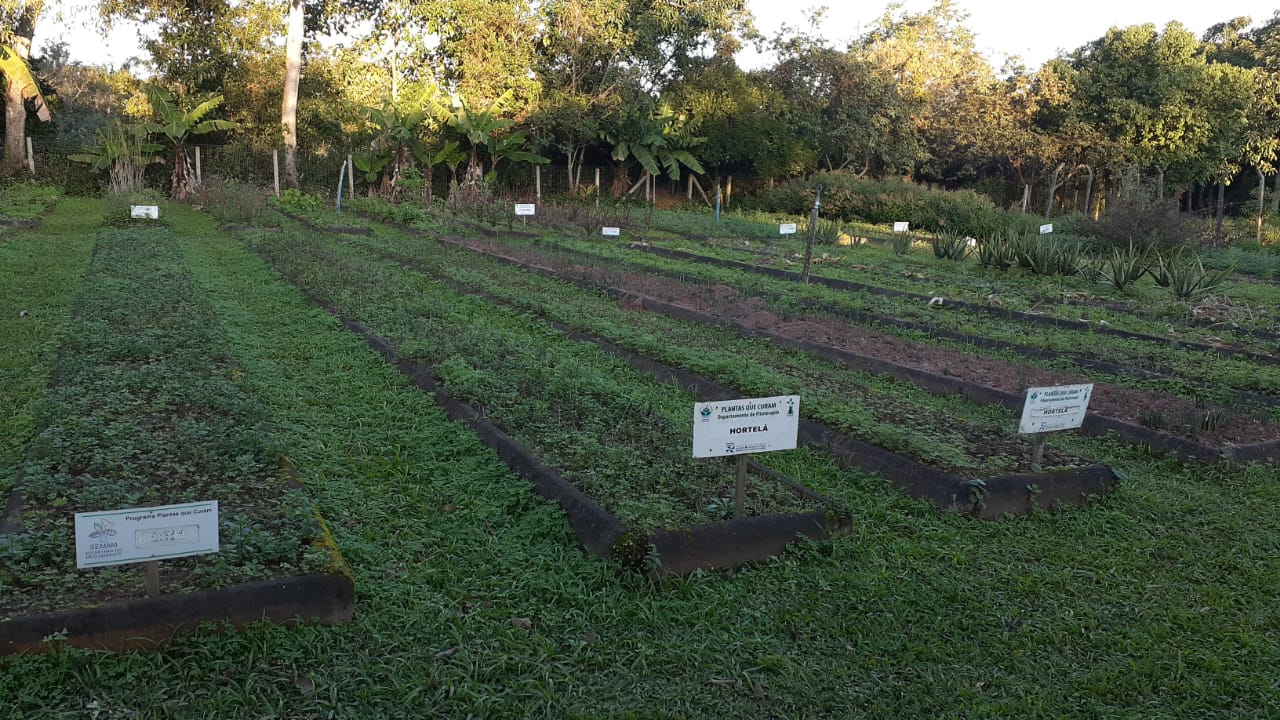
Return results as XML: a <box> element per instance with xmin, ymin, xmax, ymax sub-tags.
<box><xmin>1080</xmin><ymin>190</ymin><xmax>1200</xmax><ymax>251</ymax></box>
<box><xmin>1013</xmin><ymin>234</ymin><xmax>1083</xmax><ymax>276</ymax></box>
<box><xmin>273</xmin><ymin>188</ymin><xmax>325</xmax><ymax>213</ymax></box>
<box><xmin>1150</xmin><ymin>250</ymin><xmax>1233</xmax><ymax>299</ymax></box>
<box><xmin>196</xmin><ymin>176</ymin><xmax>271</xmax><ymax>226</ymax></box>
<box><xmin>754</xmin><ymin>171</ymin><xmax>1026</xmax><ymax>238</ymax></box>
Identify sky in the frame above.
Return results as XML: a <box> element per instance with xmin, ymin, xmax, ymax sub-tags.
<box><xmin>741</xmin><ymin>0</ymin><xmax>1280</xmax><ymax>69</ymax></box>
<box><xmin>31</xmin><ymin>0</ymin><xmax>1280</xmax><ymax>73</ymax></box>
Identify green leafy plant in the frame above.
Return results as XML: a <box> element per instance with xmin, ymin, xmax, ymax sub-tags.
<box><xmin>892</xmin><ymin>232</ymin><xmax>914</xmax><ymax>256</ymax></box>
<box><xmin>812</xmin><ymin>218</ymin><xmax>844</xmax><ymax>246</ymax></box>
<box><xmin>931</xmin><ymin>232</ymin><xmax>972</xmax><ymax>261</ymax></box>
<box><xmin>68</xmin><ymin>120</ymin><xmax>164</xmax><ymax>195</ymax></box>
<box><xmin>1098</xmin><ymin>242</ymin><xmax>1154</xmax><ymax>291</ymax></box>
<box><xmin>1151</xmin><ymin>251</ymin><xmax>1234</xmax><ymax>299</ymax></box>
<box><xmin>141</xmin><ymin>85</ymin><xmax>241</xmax><ymax>200</ymax></box>
<box><xmin>1014</xmin><ymin>235</ymin><xmax>1082</xmax><ymax>276</ymax></box>
<box><xmin>975</xmin><ymin>233</ymin><xmax>1014</xmax><ymax>270</ymax></box>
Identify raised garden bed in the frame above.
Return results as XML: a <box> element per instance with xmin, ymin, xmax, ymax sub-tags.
<box><xmin>0</xmin><ymin>227</ymin><xmax>352</xmax><ymax>653</ymax></box>
<box><xmin>462</xmin><ymin>236</ymin><xmax>1279</xmax><ymax>412</ymax></box>
<box><xmin>481</xmin><ymin>234</ymin><xmax>1280</xmax><ymax>410</ymax></box>
<box><xmin>251</xmin><ymin>220</ymin><xmax>1120</xmax><ymax>525</ymax></box>
<box><xmin>431</xmin><ymin>235</ymin><xmax>1280</xmax><ymax>464</ymax></box>
<box><xmin>635</xmin><ymin>245</ymin><xmax>1280</xmax><ymax>366</ymax></box>
<box><xmin>249</xmin><ymin>247</ymin><xmax>851</xmax><ymax>574</ymax></box>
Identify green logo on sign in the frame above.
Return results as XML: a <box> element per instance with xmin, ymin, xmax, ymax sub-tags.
<box><xmin>700</xmin><ymin>407</ymin><xmax>712</xmax><ymax>418</ymax></box>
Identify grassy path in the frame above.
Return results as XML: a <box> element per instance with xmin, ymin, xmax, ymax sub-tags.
<box><xmin>2</xmin><ymin>205</ymin><xmax>1278</xmax><ymax>718</ymax></box>
<box><xmin>0</xmin><ymin>198</ymin><xmax>103</xmax><ymax>499</ymax></box>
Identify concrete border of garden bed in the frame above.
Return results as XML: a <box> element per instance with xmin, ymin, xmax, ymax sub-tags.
<box><xmin>2</xmin><ymin>466</ymin><xmax>356</xmax><ymax>655</ymax></box>
<box><xmin>0</xmin><ymin>571</ymin><xmax>354</xmax><ymax>654</ymax></box>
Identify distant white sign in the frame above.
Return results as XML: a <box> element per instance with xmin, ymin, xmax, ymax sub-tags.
<box><xmin>1039</xmin><ymin>223</ymin><xmax>1053</xmax><ymax>234</ymax></box>
<box><xmin>131</xmin><ymin>205</ymin><xmax>159</xmax><ymax>219</ymax></box>
<box><xmin>693</xmin><ymin>395</ymin><xmax>800</xmax><ymax>458</ymax></box>
<box><xmin>779</xmin><ymin>223</ymin><xmax>798</xmax><ymax>235</ymax></box>
<box><xmin>893</xmin><ymin>221</ymin><xmax>909</xmax><ymax>233</ymax></box>
<box><xmin>75</xmin><ymin>501</ymin><xmax>219</xmax><ymax>569</ymax></box>
<box><xmin>514</xmin><ymin>203</ymin><xmax>536</xmax><ymax>216</ymax></box>
<box><xmin>602</xmin><ymin>226</ymin><xmax>621</xmax><ymax>237</ymax></box>
<box><xmin>1019</xmin><ymin>384</ymin><xmax>1093</xmax><ymax>434</ymax></box>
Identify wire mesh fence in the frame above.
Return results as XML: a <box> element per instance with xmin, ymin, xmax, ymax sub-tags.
<box><xmin>22</xmin><ymin>137</ymin><xmax>711</xmax><ymax>205</ymax></box>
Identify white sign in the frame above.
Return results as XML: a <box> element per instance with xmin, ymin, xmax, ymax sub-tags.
<box><xmin>75</xmin><ymin>501</ymin><xmax>219</xmax><ymax>569</ymax></box>
<box><xmin>602</xmin><ymin>226</ymin><xmax>621</xmax><ymax>237</ymax></box>
<box><xmin>893</xmin><ymin>221</ymin><xmax>909</xmax><ymax>233</ymax></box>
<box><xmin>693</xmin><ymin>395</ymin><xmax>800</xmax><ymax>458</ymax></box>
<box><xmin>131</xmin><ymin>205</ymin><xmax>159</xmax><ymax>219</ymax></box>
<box><xmin>514</xmin><ymin>203</ymin><xmax>536</xmax><ymax>216</ymax></box>
<box><xmin>779</xmin><ymin>223</ymin><xmax>798</xmax><ymax>235</ymax></box>
<box><xmin>1019</xmin><ymin>384</ymin><xmax>1093</xmax><ymax>434</ymax></box>
<box><xmin>1039</xmin><ymin>223</ymin><xmax>1053</xmax><ymax>234</ymax></box>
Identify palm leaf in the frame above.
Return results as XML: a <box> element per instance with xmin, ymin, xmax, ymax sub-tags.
<box><xmin>0</xmin><ymin>45</ymin><xmax>50</xmax><ymax>121</ymax></box>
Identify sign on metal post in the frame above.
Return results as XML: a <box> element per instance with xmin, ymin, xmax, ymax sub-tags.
<box><xmin>693</xmin><ymin>395</ymin><xmax>800</xmax><ymax>459</ymax></box>
<box><xmin>779</xmin><ymin>223</ymin><xmax>798</xmax><ymax>235</ymax></box>
<box><xmin>75</xmin><ymin>501</ymin><xmax>220</xmax><ymax>569</ymax></box>
<box><xmin>1039</xmin><ymin>223</ymin><xmax>1053</xmax><ymax>234</ymax></box>
<box><xmin>602</xmin><ymin>227</ymin><xmax>621</xmax><ymax>237</ymax></box>
<box><xmin>514</xmin><ymin>203</ymin><xmax>536</xmax><ymax>216</ymax></box>
<box><xmin>893</xmin><ymin>221</ymin><xmax>909</xmax><ymax>233</ymax></box>
<box><xmin>1019</xmin><ymin>384</ymin><xmax>1093</xmax><ymax>434</ymax></box>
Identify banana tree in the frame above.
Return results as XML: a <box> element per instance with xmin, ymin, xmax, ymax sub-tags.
<box><xmin>0</xmin><ymin>43</ymin><xmax>51</xmax><ymax>176</ymax></box>
<box><xmin>354</xmin><ymin>103</ymin><xmax>436</xmax><ymax>201</ymax></box>
<box><xmin>436</xmin><ymin>90</ymin><xmax>547</xmax><ymax>193</ymax></box>
<box><xmin>601</xmin><ymin>108</ymin><xmax>705</xmax><ymax>196</ymax></box>
<box><xmin>141</xmin><ymin>86</ymin><xmax>239</xmax><ymax>200</ymax></box>
<box><xmin>68</xmin><ymin>119</ymin><xmax>164</xmax><ymax>195</ymax></box>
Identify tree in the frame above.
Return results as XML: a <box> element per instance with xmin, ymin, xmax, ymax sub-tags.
<box><xmin>281</xmin><ymin>0</ymin><xmax>303</xmax><ymax>188</ymax></box>
<box><xmin>665</xmin><ymin>58</ymin><xmax>807</xmax><ymax>181</ymax></box>
<box><xmin>530</xmin><ymin>0</ymin><xmax>746</xmax><ymax>189</ymax></box>
<box><xmin>857</xmin><ymin>0</ymin><xmax>998</xmax><ymax>181</ymax></box>
<box><xmin>141</xmin><ymin>85</ymin><xmax>239</xmax><ymax>199</ymax></box>
<box><xmin>1064</xmin><ymin>22</ymin><xmax>1252</xmax><ymax>197</ymax></box>
<box><xmin>600</xmin><ymin>103</ymin><xmax>704</xmax><ymax>195</ymax></box>
<box><xmin>1</xmin><ymin>0</ymin><xmax>50</xmax><ymax>176</ymax></box>
<box><xmin>436</xmin><ymin>89</ymin><xmax>547</xmax><ymax>200</ymax></box>
<box><xmin>765</xmin><ymin>15</ymin><xmax>919</xmax><ymax>179</ymax></box>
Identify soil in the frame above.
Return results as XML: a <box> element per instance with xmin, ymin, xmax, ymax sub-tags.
<box><xmin>459</xmin><ymin>237</ymin><xmax>1280</xmax><ymax>448</ymax></box>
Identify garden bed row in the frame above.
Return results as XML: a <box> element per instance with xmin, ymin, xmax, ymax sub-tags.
<box><xmin>423</xmin><ymin>233</ymin><xmax>1280</xmax><ymax>464</ymax></box>
<box><xmin>262</xmin><ymin>217</ymin><xmax>1120</xmax><ymax>520</ymax></box>
<box><xmin>324</xmin><ymin>214</ymin><xmax>1102</xmax><ymax>475</ymax></box>
<box><xmin>635</xmin><ymin>245</ymin><xmax>1280</xmax><ymax>366</ymax></box>
<box><xmin>248</xmin><ymin>238</ymin><xmax>856</xmax><ymax>574</ymax></box>
<box><xmin>0</xmin><ymin>226</ymin><xmax>352</xmax><ymax>654</ymax></box>
<box><xmin>470</xmin><ymin>236</ymin><xmax>1280</xmax><ymax>411</ymax></box>
<box><xmin>685</xmin><ymin>234</ymin><xmax>1280</xmax><ymax>343</ymax></box>
<box><xmin>514</xmin><ymin>233</ymin><xmax>1280</xmax><ymax>410</ymax></box>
